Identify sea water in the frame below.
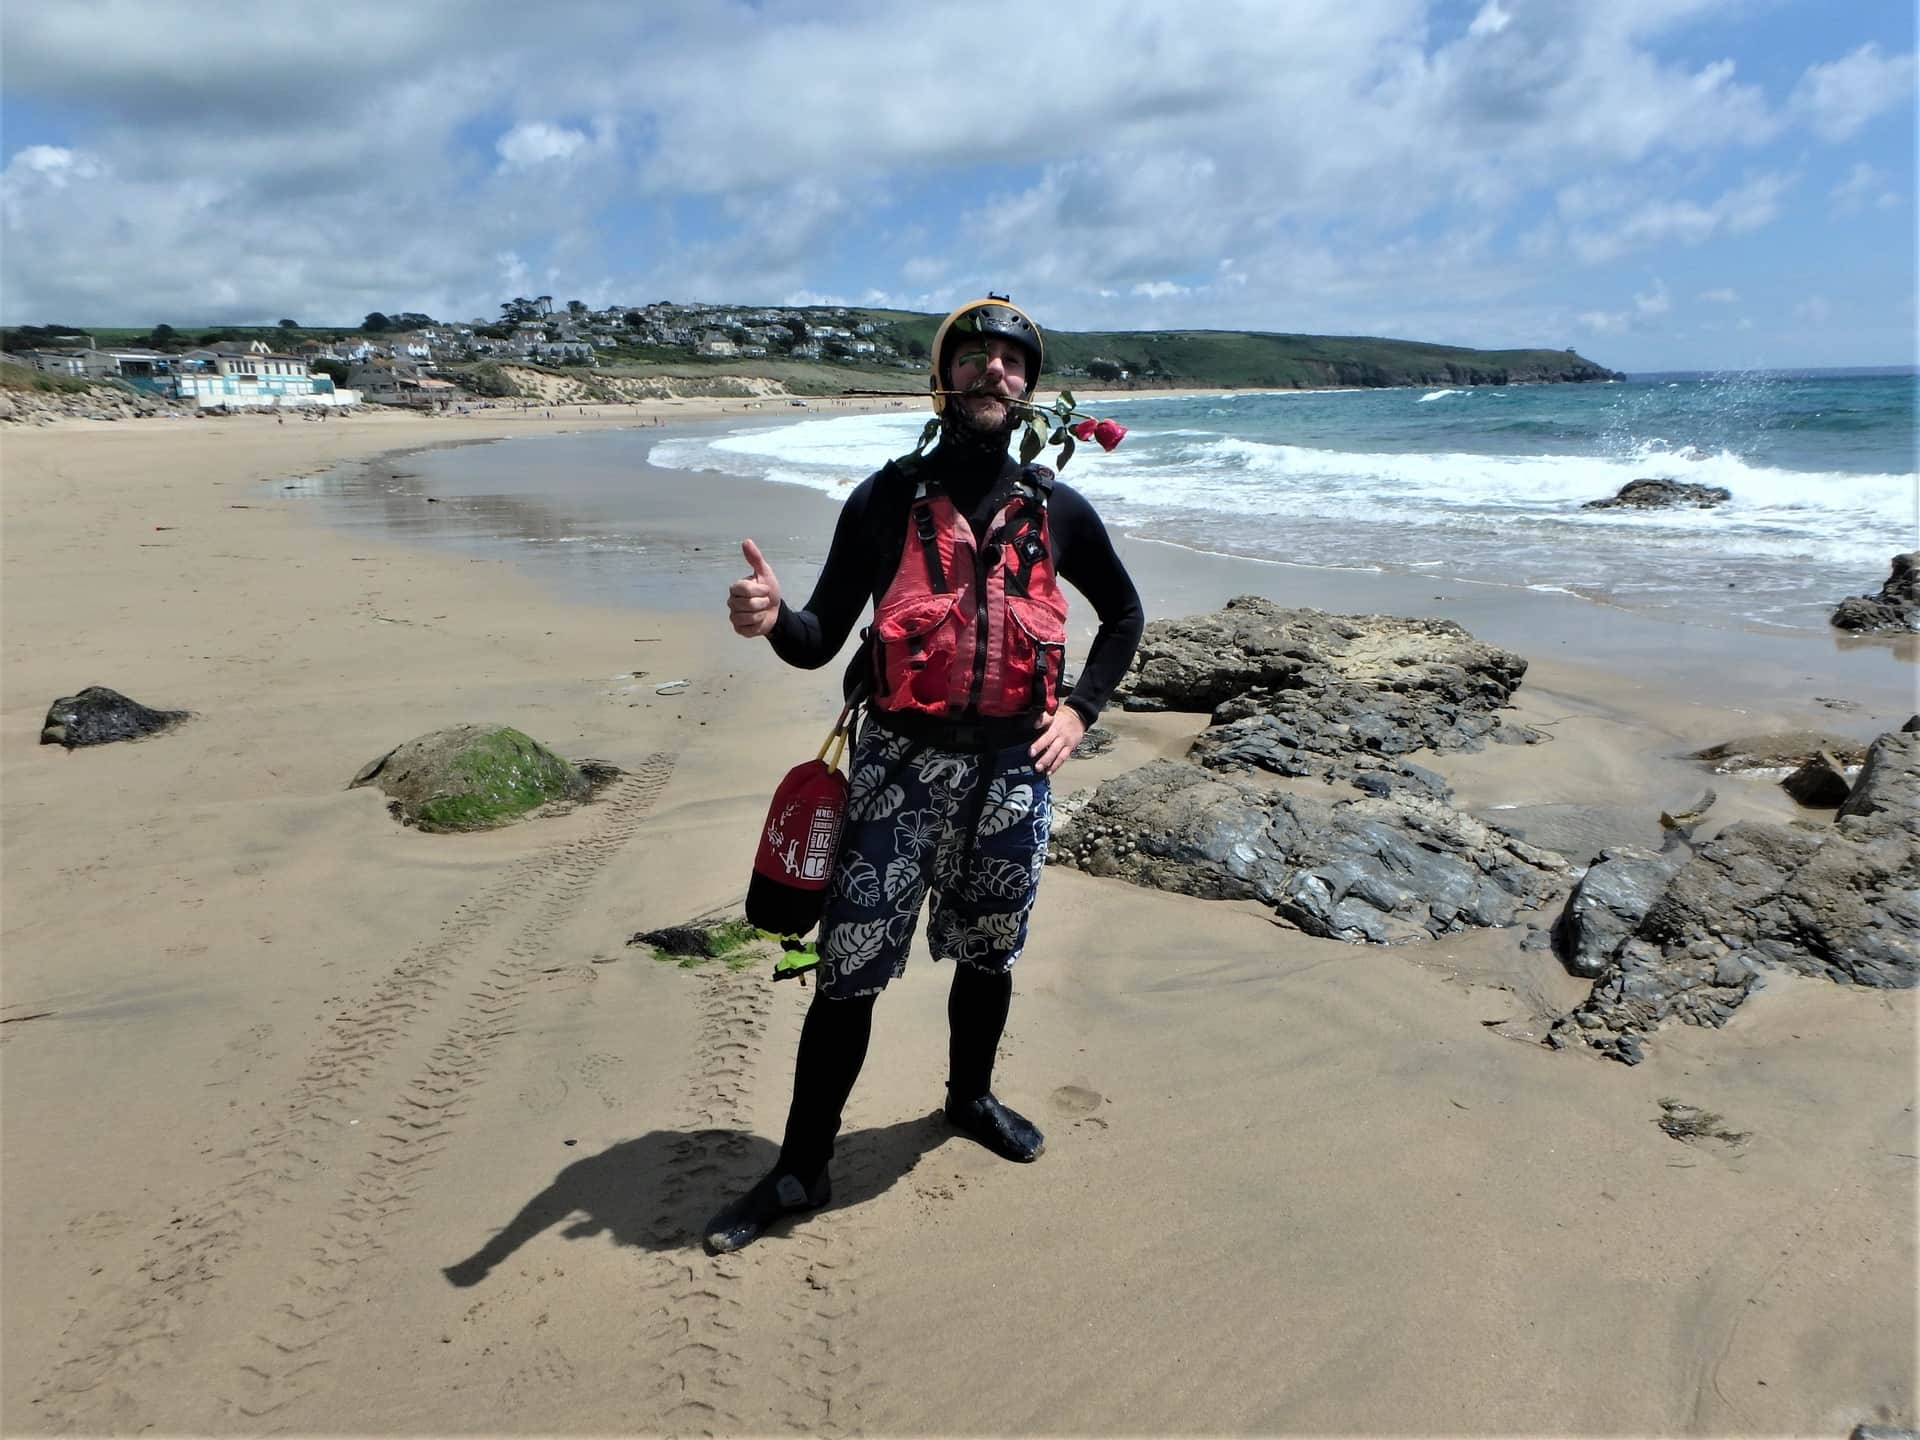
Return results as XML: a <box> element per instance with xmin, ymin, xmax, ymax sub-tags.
<box><xmin>651</xmin><ymin>370</ymin><xmax>1918</xmax><ymax>636</ymax></box>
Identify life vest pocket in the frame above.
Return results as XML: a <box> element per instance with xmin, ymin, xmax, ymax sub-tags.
<box><xmin>873</xmin><ymin>592</ymin><xmax>964</xmax><ymax>712</ymax></box>
<box><xmin>1001</xmin><ymin>594</ymin><xmax>1069</xmax><ymax>715</ymax></box>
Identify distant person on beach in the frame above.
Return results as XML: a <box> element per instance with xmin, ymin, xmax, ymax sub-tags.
<box><xmin>710</xmin><ymin>296</ymin><xmax>1144</xmax><ymax>1254</ymax></box>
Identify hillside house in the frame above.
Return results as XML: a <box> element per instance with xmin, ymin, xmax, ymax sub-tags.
<box><xmin>170</xmin><ymin>347</ymin><xmax>345</xmax><ymax>408</ymax></box>
<box><xmin>13</xmin><ymin>348</ymin><xmax>94</xmax><ymax>377</ymax></box>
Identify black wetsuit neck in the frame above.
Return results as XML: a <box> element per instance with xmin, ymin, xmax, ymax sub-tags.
<box><xmin>922</xmin><ymin>440</ymin><xmax>1021</xmax><ymax>540</ymax></box>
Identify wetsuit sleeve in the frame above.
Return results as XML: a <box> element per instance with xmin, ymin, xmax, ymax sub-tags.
<box><xmin>1049</xmin><ymin>483</ymin><xmax>1144</xmax><ymax>725</ymax></box>
<box><xmin>766</xmin><ymin>475</ymin><xmax>879</xmax><ymax>669</ymax></box>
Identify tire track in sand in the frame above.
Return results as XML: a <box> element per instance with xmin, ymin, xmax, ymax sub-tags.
<box><xmin>628</xmin><ymin>969</ymin><xmax>877</xmax><ymax>1437</ymax></box>
<box><xmin>31</xmin><ymin>758</ymin><xmax>673</xmax><ymax>1434</ymax></box>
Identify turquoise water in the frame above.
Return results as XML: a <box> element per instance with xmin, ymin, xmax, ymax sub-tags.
<box><xmin>657</xmin><ymin>370</ymin><xmax>1919</xmax><ymax>634</ymax></box>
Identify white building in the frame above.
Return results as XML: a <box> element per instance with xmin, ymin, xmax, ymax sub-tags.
<box><xmin>171</xmin><ymin>348</ymin><xmax>351</xmax><ymax>409</ymax></box>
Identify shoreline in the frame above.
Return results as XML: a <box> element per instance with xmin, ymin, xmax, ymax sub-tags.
<box><xmin>292</xmin><ymin>406</ymin><xmax>1918</xmax><ymax>739</ymax></box>
<box><xmin>2</xmin><ymin>409</ymin><xmax>1914</xmax><ymax>1435</ymax></box>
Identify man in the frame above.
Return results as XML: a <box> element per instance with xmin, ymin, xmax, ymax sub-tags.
<box><xmin>710</xmin><ymin>296</ymin><xmax>1143</xmax><ymax>1254</ymax></box>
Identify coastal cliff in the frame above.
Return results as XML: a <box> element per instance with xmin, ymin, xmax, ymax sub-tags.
<box><xmin>1027</xmin><ymin>327</ymin><xmax>1623</xmax><ymax>390</ymax></box>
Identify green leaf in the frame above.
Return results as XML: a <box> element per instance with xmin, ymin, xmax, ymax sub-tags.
<box><xmin>915</xmin><ymin>416</ymin><xmax>940</xmax><ymax>454</ymax></box>
<box><xmin>1059</xmin><ymin>388</ymin><xmax>1076</xmax><ymax>413</ymax></box>
<box><xmin>1019</xmin><ymin>422</ymin><xmax>1045</xmax><ymax>465</ymax></box>
<box><xmin>1056</xmin><ymin>433</ymin><xmax>1076</xmax><ymax>472</ymax></box>
<box><xmin>1049</xmin><ymin>425</ymin><xmax>1068</xmax><ymax>446</ymax></box>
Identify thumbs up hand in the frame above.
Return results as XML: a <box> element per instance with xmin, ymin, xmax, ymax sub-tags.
<box><xmin>728</xmin><ymin>538</ymin><xmax>784</xmax><ymax>638</ymax></box>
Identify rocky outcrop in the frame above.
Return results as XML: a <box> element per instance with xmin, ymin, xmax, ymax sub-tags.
<box><xmin>1059</xmin><ymin>598</ymin><xmax>1560</xmax><ymax>944</ymax></box>
<box><xmin>1551</xmin><ymin>847</ymin><xmax>1682</xmax><ymax>979</ymax></box>
<box><xmin>1830</xmin><ymin>553</ymin><xmax>1919</xmax><ymax>634</ymax></box>
<box><xmin>1120</xmin><ymin>597</ymin><xmax>1527</xmax><ymax>716</ymax></box>
<box><xmin>1581</xmin><ymin>478</ymin><xmax>1731</xmax><ymax>510</ymax></box>
<box><xmin>0</xmin><ymin>383</ymin><xmax>192</xmax><ymax>424</ymax></box>
<box><xmin>1836</xmin><ymin>728</ymin><xmax>1920</xmax><ymax>828</ymax></box>
<box><xmin>351</xmin><ymin>724</ymin><xmax>618</xmax><ymax>831</ymax></box>
<box><xmin>1120</xmin><ymin>598</ymin><xmax>1540</xmax><ymax>790</ymax></box>
<box><xmin>1049</xmin><ymin>759</ymin><xmax>1569</xmax><ymax>944</ymax></box>
<box><xmin>40</xmin><ymin>686</ymin><xmax>190</xmax><ymax>748</ymax></box>
<box><xmin>492</xmin><ymin>365</ymin><xmax>793</xmax><ymax>406</ymax></box>
<box><xmin>1551</xmin><ymin>728</ymin><xmax>1920</xmax><ymax>1062</ymax></box>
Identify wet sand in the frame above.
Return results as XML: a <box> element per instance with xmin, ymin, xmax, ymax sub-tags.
<box><xmin>2</xmin><ymin>407</ymin><xmax>1914</xmax><ymax>1435</ymax></box>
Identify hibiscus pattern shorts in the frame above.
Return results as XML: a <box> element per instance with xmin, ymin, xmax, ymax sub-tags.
<box><xmin>816</xmin><ymin>721</ymin><xmax>1054</xmax><ymax>999</ymax></box>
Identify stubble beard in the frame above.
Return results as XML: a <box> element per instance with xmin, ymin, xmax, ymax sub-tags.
<box><xmin>950</xmin><ymin>382</ymin><xmax>1020</xmax><ymax>439</ymax></box>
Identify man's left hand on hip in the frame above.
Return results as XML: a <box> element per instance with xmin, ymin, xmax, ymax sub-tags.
<box><xmin>1029</xmin><ymin>706</ymin><xmax>1086</xmax><ymax>777</ymax></box>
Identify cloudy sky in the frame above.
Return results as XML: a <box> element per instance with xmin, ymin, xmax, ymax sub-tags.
<box><xmin>2</xmin><ymin>0</ymin><xmax>1913</xmax><ymax>371</ymax></box>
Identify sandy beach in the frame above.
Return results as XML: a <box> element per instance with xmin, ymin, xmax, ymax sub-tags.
<box><xmin>2</xmin><ymin>405</ymin><xmax>1914</xmax><ymax>1436</ymax></box>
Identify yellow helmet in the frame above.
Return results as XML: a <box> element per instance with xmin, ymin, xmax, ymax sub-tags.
<box><xmin>928</xmin><ymin>295</ymin><xmax>1044</xmax><ymax>414</ymax></box>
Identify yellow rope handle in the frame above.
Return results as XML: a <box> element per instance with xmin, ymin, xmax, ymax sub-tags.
<box><xmin>815</xmin><ymin>701</ymin><xmax>856</xmax><ymax>770</ymax></box>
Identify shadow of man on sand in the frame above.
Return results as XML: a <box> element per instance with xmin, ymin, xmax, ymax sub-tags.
<box><xmin>443</xmin><ymin>1113</ymin><xmax>951</xmax><ymax>1287</ymax></box>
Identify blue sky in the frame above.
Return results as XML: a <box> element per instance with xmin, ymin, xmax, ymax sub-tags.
<box><xmin>2</xmin><ymin>0</ymin><xmax>1913</xmax><ymax>371</ymax></box>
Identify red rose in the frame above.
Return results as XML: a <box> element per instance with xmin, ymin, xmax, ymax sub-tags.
<box><xmin>1069</xmin><ymin>418</ymin><xmax>1098</xmax><ymax>442</ymax></box>
<box><xmin>1093</xmin><ymin>419</ymin><xmax>1127</xmax><ymax>451</ymax></box>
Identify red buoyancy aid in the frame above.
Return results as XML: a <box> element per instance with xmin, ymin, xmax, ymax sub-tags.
<box><xmin>870</xmin><ymin>467</ymin><xmax>1070</xmax><ymax>719</ymax></box>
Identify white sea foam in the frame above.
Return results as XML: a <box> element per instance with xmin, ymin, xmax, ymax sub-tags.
<box><xmin>656</xmin><ymin>417</ymin><xmax>1913</xmax><ymax>565</ymax></box>
<box><xmin>645</xmin><ymin>389</ymin><xmax>1916</xmax><ymax>625</ymax></box>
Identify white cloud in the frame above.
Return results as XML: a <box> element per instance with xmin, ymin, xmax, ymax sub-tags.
<box><xmin>1466</xmin><ymin>2</ymin><xmax>1510</xmax><ymax>39</ymax></box>
<box><xmin>1132</xmin><ymin>281</ymin><xmax>1190</xmax><ymax>299</ymax></box>
<box><xmin>495</xmin><ymin>122</ymin><xmax>587</xmax><ymax>171</ymax></box>
<box><xmin>1830</xmin><ymin>161</ymin><xmax>1900</xmax><ymax>216</ymax></box>
<box><xmin>1558</xmin><ymin>172</ymin><xmax>1793</xmax><ymax>264</ymax></box>
<box><xmin>1579</xmin><ymin>309</ymin><xmax>1628</xmax><ymax>334</ymax></box>
<box><xmin>1697</xmin><ymin>287</ymin><xmax>1740</xmax><ymax>304</ymax></box>
<box><xmin>1794</xmin><ymin>295</ymin><xmax>1832</xmax><ymax>324</ymax></box>
<box><xmin>1634</xmin><ymin>278</ymin><xmax>1670</xmax><ymax>317</ymax></box>
<box><xmin>1790</xmin><ymin>43</ymin><xmax>1919</xmax><ymax>142</ymax></box>
<box><xmin>7</xmin><ymin>144</ymin><xmax>103</xmax><ymax>187</ymax></box>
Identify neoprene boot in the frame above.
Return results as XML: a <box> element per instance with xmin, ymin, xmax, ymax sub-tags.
<box><xmin>703</xmin><ymin>1166</ymin><xmax>831</xmax><ymax>1255</ymax></box>
<box><xmin>701</xmin><ymin>988</ymin><xmax>875</xmax><ymax>1256</ymax></box>
<box><xmin>943</xmin><ymin>963</ymin><xmax>1045</xmax><ymax>1162</ymax></box>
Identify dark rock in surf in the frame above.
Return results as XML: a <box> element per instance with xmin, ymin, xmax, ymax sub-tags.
<box><xmin>1580</xmin><ymin>478</ymin><xmax>1731</xmax><ymax>510</ymax></box>
<box><xmin>1829</xmin><ymin>552</ymin><xmax>1919</xmax><ymax>635</ymax></box>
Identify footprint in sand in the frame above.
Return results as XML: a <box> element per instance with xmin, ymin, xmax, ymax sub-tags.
<box><xmin>1050</xmin><ymin>1084</ymin><xmax>1103</xmax><ymax>1116</ymax></box>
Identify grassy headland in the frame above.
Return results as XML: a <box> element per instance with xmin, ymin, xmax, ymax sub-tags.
<box><xmin>4</xmin><ymin>308</ymin><xmax>1621</xmax><ymax>400</ymax></box>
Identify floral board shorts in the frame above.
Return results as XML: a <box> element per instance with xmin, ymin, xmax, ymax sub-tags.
<box><xmin>816</xmin><ymin>721</ymin><xmax>1055</xmax><ymax>1000</ymax></box>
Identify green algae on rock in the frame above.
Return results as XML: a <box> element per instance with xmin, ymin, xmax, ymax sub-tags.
<box><xmin>628</xmin><ymin>917</ymin><xmax>765</xmax><ymax>969</ymax></box>
<box><xmin>351</xmin><ymin>724</ymin><xmax>615</xmax><ymax>832</ymax></box>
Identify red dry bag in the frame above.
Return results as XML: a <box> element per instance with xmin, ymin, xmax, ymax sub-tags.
<box><xmin>746</xmin><ymin>706</ymin><xmax>853</xmax><ymax>939</ymax></box>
